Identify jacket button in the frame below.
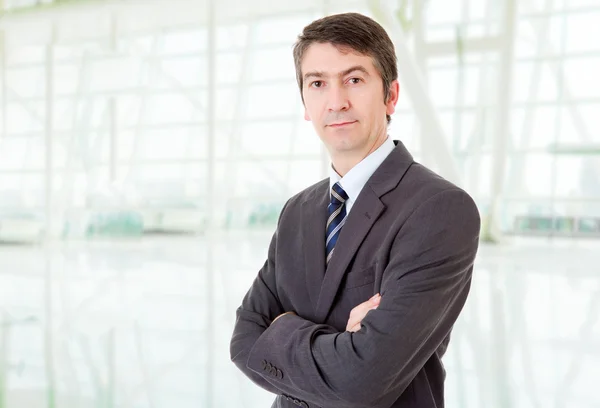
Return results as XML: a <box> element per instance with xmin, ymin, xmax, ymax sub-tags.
<box><xmin>266</xmin><ymin>362</ymin><xmax>272</xmax><ymax>371</ymax></box>
<box><xmin>300</xmin><ymin>402</ymin><xmax>309</xmax><ymax>408</ymax></box>
<box><xmin>261</xmin><ymin>360</ymin><xmax>267</xmax><ymax>370</ymax></box>
<box><xmin>276</xmin><ymin>369</ymin><xmax>283</xmax><ymax>379</ymax></box>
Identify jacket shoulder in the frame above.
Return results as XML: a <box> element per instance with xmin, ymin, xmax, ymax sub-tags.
<box><xmin>404</xmin><ymin>162</ymin><xmax>474</xmax><ymax>201</ymax></box>
<box><xmin>284</xmin><ymin>178</ymin><xmax>329</xmax><ymax>208</ymax></box>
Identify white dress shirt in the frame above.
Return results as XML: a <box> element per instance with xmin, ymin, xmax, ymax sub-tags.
<box><xmin>328</xmin><ymin>136</ymin><xmax>395</xmax><ymax>215</ymax></box>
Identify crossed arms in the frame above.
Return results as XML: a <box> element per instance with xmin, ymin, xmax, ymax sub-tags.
<box><xmin>230</xmin><ymin>189</ymin><xmax>480</xmax><ymax>408</ymax></box>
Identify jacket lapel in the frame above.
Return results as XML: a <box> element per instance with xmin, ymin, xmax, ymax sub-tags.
<box><xmin>313</xmin><ymin>140</ymin><xmax>415</xmax><ymax>322</ymax></box>
<box><xmin>315</xmin><ymin>187</ymin><xmax>385</xmax><ymax>322</ymax></box>
<box><xmin>301</xmin><ymin>180</ymin><xmax>329</xmax><ymax>309</ymax></box>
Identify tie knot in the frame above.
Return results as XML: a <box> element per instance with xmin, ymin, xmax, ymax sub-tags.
<box><xmin>330</xmin><ymin>182</ymin><xmax>348</xmax><ymax>206</ymax></box>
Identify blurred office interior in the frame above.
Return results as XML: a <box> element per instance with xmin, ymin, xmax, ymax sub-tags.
<box><xmin>0</xmin><ymin>0</ymin><xmax>599</xmax><ymax>407</ymax></box>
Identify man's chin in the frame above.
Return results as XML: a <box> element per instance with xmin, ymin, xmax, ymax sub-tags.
<box><xmin>326</xmin><ymin>138</ymin><xmax>361</xmax><ymax>154</ymax></box>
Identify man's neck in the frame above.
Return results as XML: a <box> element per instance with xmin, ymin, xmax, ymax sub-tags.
<box><xmin>331</xmin><ymin>134</ymin><xmax>388</xmax><ymax>177</ymax></box>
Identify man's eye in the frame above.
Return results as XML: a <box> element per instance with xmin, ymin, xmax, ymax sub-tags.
<box><xmin>311</xmin><ymin>81</ymin><xmax>323</xmax><ymax>88</ymax></box>
<box><xmin>348</xmin><ymin>78</ymin><xmax>361</xmax><ymax>84</ymax></box>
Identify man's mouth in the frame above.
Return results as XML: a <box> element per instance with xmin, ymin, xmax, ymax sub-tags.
<box><xmin>328</xmin><ymin>120</ymin><xmax>357</xmax><ymax>128</ymax></box>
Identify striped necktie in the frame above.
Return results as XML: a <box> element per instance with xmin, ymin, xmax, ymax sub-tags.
<box><xmin>326</xmin><ymin>182</ymin><xmax>349</xmax><ymax>265</ymax></box>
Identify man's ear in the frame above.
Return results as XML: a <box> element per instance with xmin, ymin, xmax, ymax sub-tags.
<box><xmin>385</xmin><ymin>80</ymin><xmax>400</xmax><ymax>116</ymax></box>
<box><xmin>304</xmin><ymin>107</ymin><xmax>311</xmax><ymax>121</ymax></box>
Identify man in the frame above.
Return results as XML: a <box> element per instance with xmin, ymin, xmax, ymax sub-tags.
<box><xmin>230</xmin><ymin>12</ymin><xmax>480</xmax><ymax>408</ymax></box>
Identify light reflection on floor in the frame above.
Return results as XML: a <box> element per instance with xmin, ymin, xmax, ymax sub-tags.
<box><xmin>0</xmin><ymin>234</ymin><xmax>598</xmax><ymax>407</ymax></box>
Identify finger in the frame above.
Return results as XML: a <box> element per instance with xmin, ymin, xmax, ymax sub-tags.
<box><xmin>358</xmin><ymin>296</ymin><xmax>379</xmax><ymax>311</ymax></box>
<box><xmin>366</xmin><ymin>296</ymin><xmax>380</xmax><ymax>309</ymax></box>
<box><xmin>347</xmin><ymin>295</ymin><xmax>381</xmax><ymax>328</ymax></box>
<box><xmin>348</xmin><ymin>303</ymin><xmax>378</xmax><ymax>329</ymax></box>
<box><xmin>348</xmin><ymin>322</ymin><xmax>361</xmax><ymax>332</ymax></box>
<box><xmin>346</xmin><ymin>316</ymin><xmax>360</xmax><ymax>330</ymax></box>
<box><xmin>348</xmin><ymin>303</ymin><xmax>371</xmax><ymax>325</ymax></box>
<box><xmin>368</xmin><ymin>293</ymin><xmax>381</xmax><ymax>304</ymax></box>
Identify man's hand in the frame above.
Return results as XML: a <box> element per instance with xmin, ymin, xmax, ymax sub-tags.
<box><xmin>346</xmin><ymin>293</ymin><xmax>380</xmax><ymax>332</ymax></box>
<box><xmin>271</xmin><ymin>311</ymin><xmax>296</xmax><ymax>326</ymax></box>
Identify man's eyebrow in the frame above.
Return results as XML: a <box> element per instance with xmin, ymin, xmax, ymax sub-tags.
<box><xmin>339</xmin><ymin>65</ymin><xmax>370</xmax><ymax>77</ymax></box>
<box><xmin>304</xmin><ymin>71</ymin><xmax>325</xmax><ymax>81</ymax></box>
<box><xmin>303</xmin><ymin>65</ymin><xmax>370</xmax><ymax>82</ymax></box>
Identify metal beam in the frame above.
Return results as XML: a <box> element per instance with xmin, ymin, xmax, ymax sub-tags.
<box><xmin>505</xmin><ymin>0</ymin><xmax>555</xmax><ymax>210</ymax></box>
<box><xmin>44</xmin><ymin>25</ymin><xmax>56</xmax><ymax>240</ymax></box>
<box><xmin>0</xmin><ymin>0</ymin><xmax>364</xmax><ymax>31</ymax></box>
<box><xmin>109</xmin><ymin>13</ymin><xmax>118</xmax><ymax>184</ymax></box>
<box><xmin>463</xmin><ymin>0</ymin><xmax>496</xmax><ymax>207</ymax></box>
<box><xmin>205</xmin><ymin>2</ymin><xmax>216</xmax><ymax>408</ymax></box>
<box><xmin>0</xmin><ymin>29</ymin><xmax>5</xmax><ymax>144</ymax></box>
<box><xmin>412</xmin><ymin>0</ymin><xmax>433</xmax><ymax>166</ymax></box>
<box><xmin>485</xmin><ymin>0</ymin><xmax>517</xmax><ymax>243</ymax></box>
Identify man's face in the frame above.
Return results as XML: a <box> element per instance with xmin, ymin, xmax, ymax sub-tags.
<box><xmin>300</xmin><ymin>42</ymin><xmax>398</xmax><ymax>158</ymax></box>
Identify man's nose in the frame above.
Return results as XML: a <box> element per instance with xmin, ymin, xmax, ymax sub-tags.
<box><xmin>327</xmin><ymin>86</ymin><xmax>350</xmax><ymax>112</ymax></box>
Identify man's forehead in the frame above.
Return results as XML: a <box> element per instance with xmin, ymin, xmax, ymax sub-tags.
<box><xmin>301</xmin><ymin>43</ymin><xmax>376</xmax><ymax>76</ymax></box>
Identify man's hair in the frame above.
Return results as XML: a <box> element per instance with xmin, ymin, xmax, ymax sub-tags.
<box><xmin>293</xmin><ymin>12</ymin><xmax>398</xmax><ymax>124</ymax></box>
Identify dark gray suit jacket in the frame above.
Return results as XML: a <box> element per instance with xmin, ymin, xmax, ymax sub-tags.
<box><xmin>230</xmin><ymin>140</ymin><xmax>480</xmax><ymax>408</ymax></box>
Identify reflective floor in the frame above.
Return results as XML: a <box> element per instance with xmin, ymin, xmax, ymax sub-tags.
<box><xmin>0</xmin><ymin>233</ymin><xmax>599</xmax><ymax>407</ymax></box>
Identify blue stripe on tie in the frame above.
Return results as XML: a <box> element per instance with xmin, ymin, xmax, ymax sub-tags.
<box><xmin>326</xmin><ymin>182</ymin><xmax>348</xmax><ymax>264</ymax></box>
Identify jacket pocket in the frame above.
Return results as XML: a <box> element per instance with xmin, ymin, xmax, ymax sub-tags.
<box><xmin>343</xmin><ymin>265</ymin><xmax>376</xmax><ymax>289</ymax></box>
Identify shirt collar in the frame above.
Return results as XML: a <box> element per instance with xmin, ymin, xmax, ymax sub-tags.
<box><xmin>328</xmin><ymin>136</ymin><xmax>395</xmax><ymax>202</ymax></box>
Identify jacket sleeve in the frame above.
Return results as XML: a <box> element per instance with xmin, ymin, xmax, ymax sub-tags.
<box><xmin>229</xmin><ymin>201</ymin><xmax>288</xmax><ymax>395</ymax></box>
<box><xmin>244</xmin><ymin>189</ymin><xmax>481</xmax><ymax>408</ymax></box>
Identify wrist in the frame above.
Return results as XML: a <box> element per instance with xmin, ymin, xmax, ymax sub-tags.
<box><xmin>271</xmin><ymin>311</ymin><xmax>295</xmax><ymax>325</ymax></box>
